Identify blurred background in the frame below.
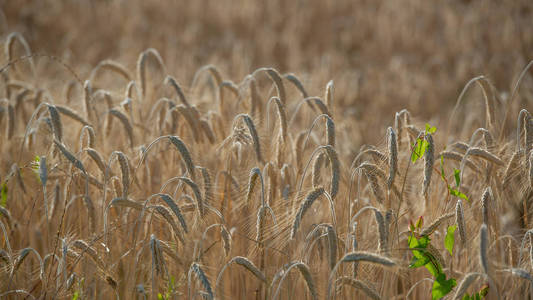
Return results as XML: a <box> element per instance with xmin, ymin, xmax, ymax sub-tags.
<box><xmin>2</xmin><ymin>0</ymin><xmax>533</xmax><ymax>143</ymax></box>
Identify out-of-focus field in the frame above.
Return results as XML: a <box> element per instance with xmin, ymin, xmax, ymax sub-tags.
<box><xmin>1</xmin><ymin>0</ymin><xmax>533</xmax><ymax>299</ymax></box>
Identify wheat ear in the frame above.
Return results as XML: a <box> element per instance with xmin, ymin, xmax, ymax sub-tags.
<box><xmin>188</xmin><ymin>262</ymin><xmax>213</xmax><ymax>299</ymax></box>
<box><xmin>89</xmin><ymin>59</ymin><xmax>131</xmax><ymax>82</ymax></box>
<box><xmin>334</xmin><ymin>277</ymin><xmax>381</xmax><ymax>300</ymax></box>
<box><xmin>215</xmin><ymin>256</ymin><xmax>266</xmax><ymax>300</ymax></box>
<box><xmin>453</xmin><ymin>272</ymin><xmax>486</xmax><ymax>300</ymax></box>
<box><xmin>292</xmin><ymin>187</ymin><xmax>336</xmax><ymax>238</ymax></box>
<box><xmin>421</xmin><ymin>212</ymin><xmax>455</xmax><ymax>236</ymax></box>
<box><xmin>422</xmin><ymin>133</ymin><xmax>434</xmax><ymax>201</ymax></box>
<box><xmin>387</xmin><ymin>127</ymin><xmax>398</xmax><ymax>188</ymax></box>
<box><xmin>108</xmin><ymin>108</ymin><xmax>134</xmax><ymax>148</ymax></box>
<box><xmin>456</xmin><ymin>200</ymin><xmax>467</xmax><ymax>246</ymax></box>
<box><xmin>232</xmin><ymin>114</ymin><xmax>263</xmax><ymax>163</ymax></box>
<box><xmin>480</xmin><ymin>224</ymin><xmax>489</xmax><ymax>274</ymax></box>
<box><xmin>481</xmin><ymin>187</ymin><xmax>492</xmax><ymax>226</ymax></box>
<box><xmin>137</xmin><ymin>48</ymin><xmax>165</xmax><ymax>98</ymax></box>
<box><xmin>327</xmin><ymin>251</ymin><xmax>396</xmax><ymax>299</ymax></box>
<box><xmin>272</xmin><ymin>261</ymin><xmax>317</xmax><ymax>300</ymax></box>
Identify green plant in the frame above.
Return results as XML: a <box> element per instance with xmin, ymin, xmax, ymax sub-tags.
<box><xmin>440</xmin><ymin>156</ymin><xmax>469</xmax><ymax>202</ymax></box>
<box><xmin>408</xmin><ymin>218</ymin><xmax>457</xmax><ymax>299</ymax></box>
<box><xmin>411</xmin><ymin>123</ymin><xmax>436</xmax><ymax>163</ymax></box>
<box><xmin>461</xmin><ymin>284</ymin><xmax>489</xmax><ymax>300</ymax></box>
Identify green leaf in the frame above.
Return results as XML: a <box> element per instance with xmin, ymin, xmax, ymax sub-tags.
<box><xmin>408</xmin><ymin>235</ymin><xmax>441</xmax><ymax>276</ymax></box>
<box><xmin>445</xmin><ymin>225</ymin><xmax>457</xmax><ymax>255</ymax></box>
<box><xmin>462</xmin><ymin>293</ymin><xmax>472</xmax><ymax>300</ymax></box>
<box><xmin>0</xmin><ymin>183</ymin><xmax>7</xmax><ymax>207</ymax></box>
<box><xmin>411</xmin><ymin>138</ymin><xmax>429</xmax><ymax>163</ymax></box>
<box><xmin>432</xmin><ymin>273</ymin><xmax>457</xmax><ymax>300</ymax></box>
<box><xmin>409</xmin><ymin>254</ymin><xmax>431</xmax><ymax>268</ymax></box>
<box><xmin>411</xmin><ymin>139</ymin><xmax>422</xmax><ymax>162</ymax></box>
<box><xmin>409</xmin><ymin>234</ymin><xmax>430</xmax><ymax>249</ymax></box>
<box><xmin>426</xmin><ymin>123</ymin><xmax>437</xmax><ymax>134</ymax></box>
<box><xmin>72</xmin><ymin>291</ymin><xmax>79</xmax><ymax>300</ymax></box>
<box><xmin>450</xmin><ymin>189</ymin><xmax>469</xmax><ymax>202</ymax></box>
<box><xmin>454</xmin><ymin>169</ymin><xmax>461</xmax><ymax>187</ymax></box>
<box><xmin>479</xmin><ymin>284</ymin><xmax>489</xmax><ymax>297</ymax></box>
<box><xmin>415</xmin><ymin>216</ymin><xmax>424</xmax><ymax>229</ymax></box>
<box><xmin>157</xmin><ymin>293</ymin><xmax>164</xmax><ymax>300</ymax></box>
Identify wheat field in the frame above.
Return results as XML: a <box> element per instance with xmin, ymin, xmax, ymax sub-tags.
<box><xmin>2</xmin><ymin>1</ymin><xmax>533</xmax><ymax>299</ymax></box>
